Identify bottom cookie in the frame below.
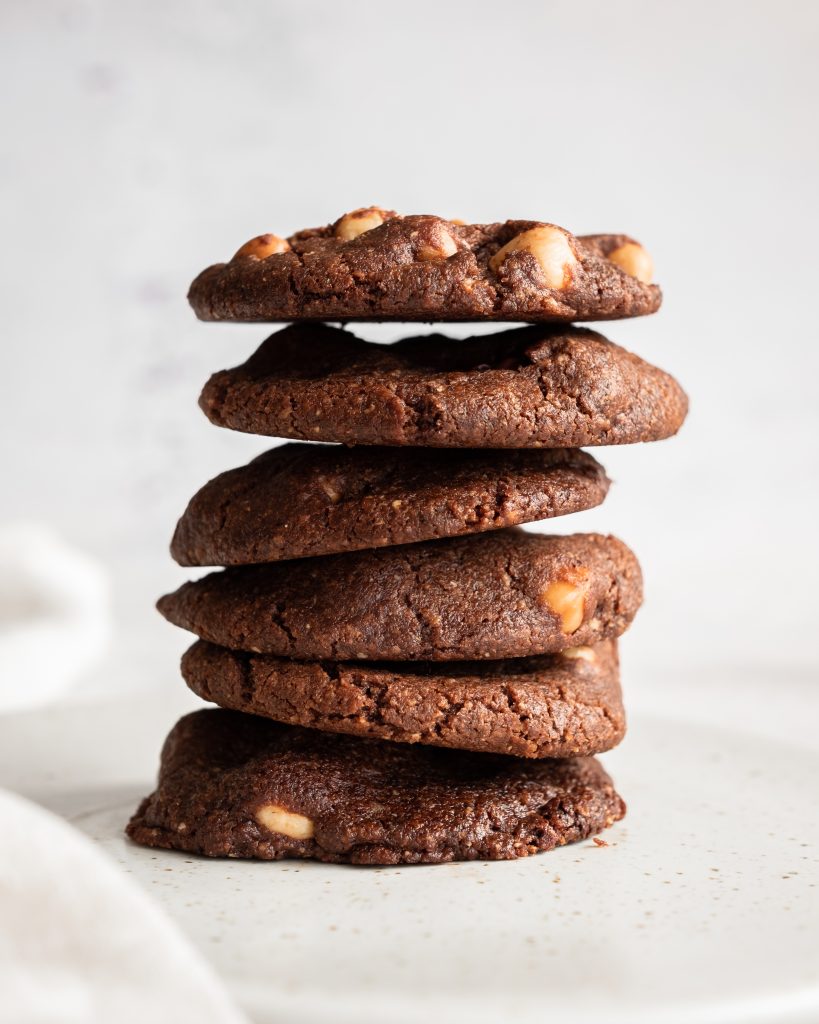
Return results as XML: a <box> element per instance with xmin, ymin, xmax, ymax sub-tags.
<box><xmin>126</xmin><ymin>709</ymin><xmax>625</xmax><ymax>865</ymax></box>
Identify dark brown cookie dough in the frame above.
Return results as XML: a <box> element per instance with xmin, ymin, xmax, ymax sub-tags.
<box><xmin>158</xmin><ymin>530</ymin><xmax>643</xmax><ymax>661</ymax></box>
<box><xmin>188</xmin><ymin>211</ymin><xmax>661</xmax><ymax>323</ymax></box>
<box><xmin>126</xmin><ymin>709</ymin><xmax>626</xmax><ymax>864</ymax></box>
<box><xmin>171</xmin><ymin>444</ymin><xmax>610</xmax><ymax>566</ymax></box>
<box><xmin>199</xmin><ymin>323</ymin><xmax>688</xmax><ymax>448</ymax></box>
<box><xmin>182</xmin><ymin>639</ymin><xmax>624</xmax><ymax>758</ymax></box>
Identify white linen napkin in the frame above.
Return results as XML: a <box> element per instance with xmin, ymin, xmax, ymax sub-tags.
<box><xmin>0</xmin><ymin>788</ymin><xmax>248</xmax><ymax>1024</ymax></box>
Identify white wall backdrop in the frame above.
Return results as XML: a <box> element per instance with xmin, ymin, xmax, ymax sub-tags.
<box><xmin>2</xmin><ymin>0</ymin><xmax>817</xmax><ymax>698</ymax></box>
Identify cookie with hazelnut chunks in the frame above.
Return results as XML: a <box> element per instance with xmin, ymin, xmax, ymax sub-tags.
<box><xmin>182</xmin><ymin>638</ymin><xmax>625</xmax><ymax>759</ymax></box>
<box><xmin>157</xmin><ymin>529</ymin><xmax>643</xmax><ymax>661</ymax></box>
<box><xmin>126</xmin><ymin>709</ymin><xmax>626</xmax><ymax>864</ymax></box>
<box><xmin>188</xmin><ymin>209</ymin><xmax>660</xmax><ymax>323</ymax></box>
<box><xmin>198</xmin><ymin>322</ymin><xmax>688</xmax><ymax>449</ymax></box>
<box><xmin>170</xmin><ymin>443</ymin><xmax>610</xmax><ymax>566</ymax></box>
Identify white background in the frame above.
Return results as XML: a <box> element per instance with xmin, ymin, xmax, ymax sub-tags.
<box><xmin>2</xmin><ymin>0</ymin><xmax>818</xmax><ymax>699</ymax></box>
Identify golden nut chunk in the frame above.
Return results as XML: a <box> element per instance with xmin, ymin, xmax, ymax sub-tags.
<box><xmin>541</xmin><ymin>572</ymin><xmax>590</xmax><ymax>634</ymax></box>
<box><xmin>608</xmin><ymin>242</ymin><xmax>654</xmax><ymax>283</ymax></box>
<box><xmin>561</xmin><ymin>645</ymin><xmax>597</xmax><ymax>662</ymax></box>
<box><xmin>335</xmin><ymin>207</ymin><xmax>387</xmax><ymax>241</ymax></box>
<box><xmin>489</xmin><ymin>226</ymin><xmax>578</xmax><ymax>288</ymax></box>
<box><xmin>317</xmin><ymin>476</ymin><xmax>342</xmax><ymax>504</ymax></box>
<box><xmin>232</xmin><ymin>233</ymin><xmax>291</xmax><ymax>260</ymax></box>
<box><xmin>255</xmin><ymin>803</ymin><xmax>315</xmax><ymax>840</ymax></box>
<box><xmin>416</xmin><ymin>225</ymin><xmax>459</xmax><ymax>261</ymax></box>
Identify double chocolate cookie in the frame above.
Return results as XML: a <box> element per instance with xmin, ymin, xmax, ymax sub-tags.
<box><xmin>188</xmin><ymin>211</ymin><xmax>660</xmax><ymax>323</ymax></box>
<box><xmin>158</xmin><ymin>529</ymin><xmax>642</xmax><ymax>661</ymax></box>
<box><xmin>126</xmin><ymin>709</ymin><xmax>626</xmax><ymax>864</ymax></box>
<box><xmin>199</xmin><ymin>323</ymin><xmax>688</xmax><ymax>448</ymax></box>
<box><xmin>124</xmin><ymin>202</ymin><xmax>681</xmax><ymax>864</ymax></box>
<box><xmin>182</xmin><ymin>639</ymin><xmax>624</xmax><ymax>758</ymax></box>
<box><xmin>171</xmin><ymin>444</ymin><xmax>609</xmax><ymax>566</ymax></box>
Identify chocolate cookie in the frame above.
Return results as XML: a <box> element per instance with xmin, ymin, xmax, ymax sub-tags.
<box><xmin>182</xmin><ymin>639</ymin><xmax>624</xmax><ymax>758</ymax></box>
<box><xmin>158</xmin><ymin>530</ymin><xmax>642</xmax><ymax>661</ymax></box>
<box><xmin>188</xmin><ymin>210</ymin><xmax>661</xmax><ymax>323</ymax></box>
<box><xmin>199</xmin><ymin>323</ymin><xmax>688</xmax><ymax>448</ymax></box>
<box><xmin>171</xmin><ymin>444</ymin><xmax>609</xmax><ymax>566</ymax></box>
<box><xmin>126</xmin><ymin>709</ymin><xmax>626</xmax><ymax>864</ymax></box>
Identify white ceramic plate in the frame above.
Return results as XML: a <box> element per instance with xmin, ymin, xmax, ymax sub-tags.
<box><xmin>67</xmin><ymin>712</ymin><xmax>819</xmax><ymax>1024</ymax></box>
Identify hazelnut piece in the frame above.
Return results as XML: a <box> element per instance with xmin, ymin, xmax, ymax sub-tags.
<box><xmin>489</xmin><ymin>226</ymin><xmax>577</xmax><ymax>288</ymax></box>
<box><xmin>416</xmin><ymin>223</ymin><xmax>459</xmax><ymax>261</ymax></box>
<box><xmin>232</xmin><ymin>234</ymin><xmax>291</xmax><ymax>260</ymax></box>
<box><xmin>334</xmin><ymin>207</ymin><xmax>388</xmax><ymax>241</ymax></box>
<box><xmin>255</xmin><ymin>803</ymin><xmax>315</xmax><ymax>840</ymax></box>
<box><xmin>608</xmin><ymin>242</ymin><xmax>654</xmax><ymax>283</ymax></box>
<box><xmin>541</xmin><ymin>570</ymin><xmax>590</xmax><ymax>634</ymax></box>
<box><xmin>317</xmin><ymin>476</ymin><xmax>342</xmax><ymax>504</ymax></box>
<box><xmin>561</xmin><ymin>645</ymin><xmax>596</xmax><ymax>662</ymax></box>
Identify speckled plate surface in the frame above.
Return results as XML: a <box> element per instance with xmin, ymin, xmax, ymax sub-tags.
<box><xmin>57</xmin><ymin>711</ymin><xmax>819</xmax><ymax>1024</ymax></box>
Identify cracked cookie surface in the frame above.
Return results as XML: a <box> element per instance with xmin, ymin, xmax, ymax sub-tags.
<box><xmin>188</xmin><ymin>212</ymin><xmax>661</xmax><ymax>323</ymax></box>
<box><xmin>126</xmin><ymin>709</ymin><xmax>626</xmax><ymax>864</ymax></box>
<box><xmin>171</xmin><ymin>443</ymin><xmax>609</xmax><ymax>566</ymax></box>
<box><xmin>182</xmin><ymin>638</ymin><xmax>624</xmax><ymax>758</ymax></box>
<box><xmin>158</xmin><ymin>529</ymin><xmax>643</xmax><ymax>661</ymax></box>
<box><xmin>199</xmin><ymin>323</ymin><xmax>688</xmax><ymax>448</ymax></box>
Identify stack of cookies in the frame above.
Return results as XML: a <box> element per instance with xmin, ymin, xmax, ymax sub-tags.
<box><xmin>127</xmin><ymin>209</ymin><xmax>687</xmax><ymax>866</ymax></box>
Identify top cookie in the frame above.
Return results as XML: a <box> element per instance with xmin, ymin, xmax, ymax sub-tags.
<box><xmin>188</xmin><ymin>209</ymin><xmax>661</xmax><ymax>323</ymax></box>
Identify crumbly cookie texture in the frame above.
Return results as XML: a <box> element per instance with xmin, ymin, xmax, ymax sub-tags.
<box><xmin>199</xmin><ymin>323</ymin><xmax>688</xmax><ymax>449</ymax></box>
<box><xmin>188</xmin><ymin>210</ymin><xmax>661</xmax><ymax>323</ymax></box>
<box><xmin>182</xmin><ymin>638</ymin><xmax>625</xmax><ymax>759</ymax></box>
<box><xmin>157</xmin><ymin>529</ymin><xmax>643</xmax><ymax>661</ymax></box>
<box><xmin>126</xmin><ymin>709</ymin><xmax>626</xmax><ymax>864</ymax></box>
<box><xmin>171</xmin><ymin>444</ymin><xmax>610</xmax><ymax>566</ymax></box>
